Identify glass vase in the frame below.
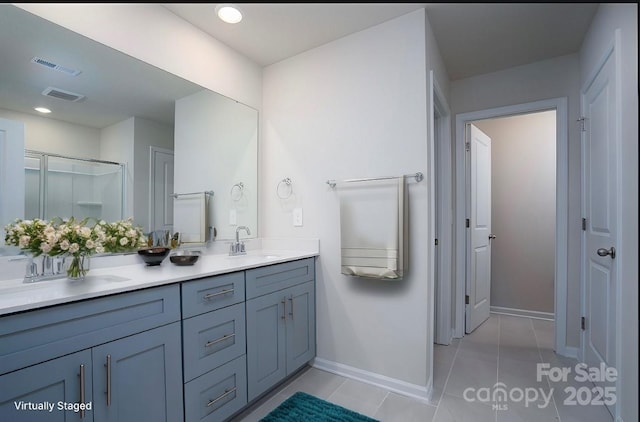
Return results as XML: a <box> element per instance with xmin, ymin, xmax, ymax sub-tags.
<box><xmin>66</xmin><ymin>254</ymin><xmax>90</xmax><ymax>280</ymax></box>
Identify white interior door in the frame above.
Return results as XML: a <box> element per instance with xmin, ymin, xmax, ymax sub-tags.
<box><xmin>582</xmin><ymin>44</ymin><xmax>618</xmax><ymax>417</ymax></box>
<box><xmin>466</xmin><ymin>124</ymin><xmax>492</xmax><ymax>333</ymax></box>
<box><xmin>149</xmin><ymin>147</ymin><xmax>174</xmax><ymax>233</ymax></box>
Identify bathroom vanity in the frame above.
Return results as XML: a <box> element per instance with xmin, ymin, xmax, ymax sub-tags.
<box><xmin>0</xmin><ymin>251</ymin><xmax>317</xmax><ymax>422</ymax></box>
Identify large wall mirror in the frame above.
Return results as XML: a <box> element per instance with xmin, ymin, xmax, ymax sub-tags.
<box><xmin>0</xmin><ymin>4</ymin><xmax>258</xmax><ymax>256</ymax></box>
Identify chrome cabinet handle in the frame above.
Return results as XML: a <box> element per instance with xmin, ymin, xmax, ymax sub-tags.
<box><xmin>79</xmin><ymin>364</ymin><xmax>85</xmax><ymax>419</ymax></box>
<box><xmin>205</xmin><ymin>333</ymin><xmax>235</xmax><ymax>348</ymax></box>
<box><xmin>597</xmin><ymin>247</ymin><xmax>616</xmax><ymax>259</ymax></box>
<box><xmin>105</xmin><ymin>354</ymin><xmax>112</xmax><ymax>406</ymax></box>
<box><xmin>207</xmin><ymin>387</ymin><xmax>237</xmax><ymax>407</ymax></box>
<box><xmin>203</xmin><ymin>288</ymin><xmax>234</xmax><ymax>300</ymax></box>
<box><xmin>288</xmin><ymin>295</ymin><xmax>294</xmax><ymax>319</ymax></box>
<box><xmin>281</xmin><ymin>298</ymin><xmax>286</xmax><ymax>320</ymax></box>
<box><xmin>489</xmin><ymin>234</ymin><xmax>496</xmax><ymax>240</ymax></box>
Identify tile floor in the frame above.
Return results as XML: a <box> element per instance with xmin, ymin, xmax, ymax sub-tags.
<box><xmin>232</xmin><ymin>315</ymin><xmax>614</xmax><ymax>422</ymax></box>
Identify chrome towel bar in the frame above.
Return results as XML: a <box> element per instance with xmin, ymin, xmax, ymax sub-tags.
<box><xmin>171</xmin><ymin>190</ymin><xmax>214</xmax><ymax>198</ymax></box>
<box><xmin>326</xmin><ymin>172</ymin><xmax>423</xmax><ymax>189</ymax></box>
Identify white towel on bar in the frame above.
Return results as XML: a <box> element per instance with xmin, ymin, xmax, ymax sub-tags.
<box><xmin>173</xmin><ymin>192</ymin><xmax>207</xmax><ymax>243</ymax></box>
<box><xmin>339</xmin><ymin>176</ymin><xmax>407</xmax><ymax>279</ymax></box>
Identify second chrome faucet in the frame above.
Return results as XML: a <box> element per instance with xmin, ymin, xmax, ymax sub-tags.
<box><xmin>229</xmin><ymin>226</ymin><xmax>251</xmax><ymax>256</ymax></box>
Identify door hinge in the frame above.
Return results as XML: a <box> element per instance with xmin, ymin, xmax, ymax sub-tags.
<box><xmin>582</xmin><ymin>218</ymin><xmax>587</xmax><ymax>231</ymax></box>
<box><xmin>577</xmin><ymin>117</ymin><xmax>587</xmax><ymax>132</ymax></box>
<box><xmin>435</xmin><ymin>238</ymin><xmax>439</xmax><ymax>246</ymax></box>
<box><xmin>581</xmin><ymin>316</ymin><xmax>586</xmax><ymax>330</ymax></box>
<box><xmin>466</xmin><ymin>218</ymin><xmax>470</xmax><ymax>228</ymax></box>
<box><xmin>465</xmin><ymin>142</ymin><xmax>470</xmax><ymax>152</ymax></box>
<box><xmin>465</xmin><ymin>295</ymin><xmax>470</xmax><ymax>305</ymax></box>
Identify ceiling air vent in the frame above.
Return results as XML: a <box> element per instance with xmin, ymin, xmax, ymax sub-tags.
<box><xmin>31</xmin><ymin>57</ymin><xmax>81</xmax><ymax>76</ymax></box>
<box><xmin>42</xmin><ymin>87</ymin><xmax>85</xmax><ymax>102</ymax></box>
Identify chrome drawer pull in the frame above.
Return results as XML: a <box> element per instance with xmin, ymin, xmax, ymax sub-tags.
<box><xmin>205</xmin><ymin>333</ymin><xmax>235</xmax><ymax>348</ymax></box>
<box><xmin>281</xmin><ymin>298</ymin><xmax>286</xmax><ymax>319</ymax></box>
<box><xmin>105</xmin><ymin>355</ymin><xmax>112</xmax><ymax>407</ymax></box>
<box><xmin>207</xmin><ymin>387</ymin><xmax>237</xmax><ymax>407</ymax></box>
<box><xmin>203</xmin><ymin>288</ymin><xmax>234</xmax><ymax>300</ymax></box>
<box><xmin>79</xmin><ymin>364</ymin><xmax>85</xmax><ymax>419</ymax></box>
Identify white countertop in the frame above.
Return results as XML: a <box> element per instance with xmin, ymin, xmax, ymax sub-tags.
<box><xmin>0</xmin><ymin>244</ymin><xmax>318</xmax><ymax>317</ymax></box>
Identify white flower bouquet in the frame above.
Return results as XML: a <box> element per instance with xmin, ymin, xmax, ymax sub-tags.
<box><xmin>100</xmin><ymin>218</ymin><xmax>147</xmax><ymax>254</ymax></box>
<box><xmin>4</xmin><ymin>216</ymin><xmax>147</xmax><ymax>279</ymax></box>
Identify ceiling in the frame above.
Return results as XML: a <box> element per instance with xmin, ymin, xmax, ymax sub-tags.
<box><xmin>0</xmin><ymin>4</ymin><xmax>202</xmax><ymax>129</ymax></box>
<box><xmin>164</xmin><ymin>3</ymin><xmax>599</xmax><ymax>81</ymax></box>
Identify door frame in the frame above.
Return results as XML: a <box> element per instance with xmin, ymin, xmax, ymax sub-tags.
<box><xmin>453</xmin><ymin>97</ymin><xmax>569</xmax><ymax>356</ymax></box>
<box><xmin>431</xmin><ymin>71</ymin><xmax>453</xmax><ymax>346</ymax></box>
<box><xmin>148</xmin><ymin>146</ymin><xmax>174</xmax><ymax>233</ymax></box>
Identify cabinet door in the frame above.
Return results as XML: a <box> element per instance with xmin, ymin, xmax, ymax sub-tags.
<box><xmin>246</xmin><ymin>291</ymin><xmax>286</xmax><ymax>402</ymax></box>
<box><xmin>92</xmin><ymin>323</ymin><xmax>183</xmax><ymax>422</ymax></box>
<box><xmin>286</xmin><ymin>281</ymin><xmax>316</xmax><ymax>375</ymax></box>
<box><xmin>0</xmin><ymin>350</ymin><xmax>93</xmax><ymax>421</ymax></box>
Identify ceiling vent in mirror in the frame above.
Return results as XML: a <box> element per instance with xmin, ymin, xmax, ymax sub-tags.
<box><xmin>42</xmin><ymin>87</ymin><xmax>85</xmax><ymax>102</ymax></box>
<box><xmin>31</xmin><ymin>57</ymin><xmax>81</xmax><ymax>76</ymax></box>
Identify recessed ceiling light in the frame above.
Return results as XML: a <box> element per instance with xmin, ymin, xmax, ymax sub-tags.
<box><xmin>34</xmin><ymin>107</ymin><xmax>51</xmax><ymax>114</ymax></box>
<box><xmin>216</xmin><ymin>4</ymin><xmax>242</xmax><ymax>24</ymax></box>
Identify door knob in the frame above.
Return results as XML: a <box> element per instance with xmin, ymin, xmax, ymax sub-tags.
<box><xmin>597</xmin><ymin>247</ymin><xmax>615</xmax><ymax>259</ymax></box>
<box><xmin>489</xmin><ymin>234</ymin><xmax>496</xmax><ymax>240</ymax></box>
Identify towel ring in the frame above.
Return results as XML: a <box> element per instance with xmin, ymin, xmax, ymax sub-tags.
<box><xmin>276</xmin><ymin>177</ymin><xmax>293</xmax><ymax>199</ymax></box>
<box><xmin>230</xmin><ymin>182</ymin><xmax>244</xmax><ymax>201</ymax></box>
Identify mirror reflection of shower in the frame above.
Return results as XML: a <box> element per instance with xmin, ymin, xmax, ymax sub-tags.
<box><xmin>24</xmin><ymin>151</ymin><xmax>125</xmax><ymax>222</ymax></box>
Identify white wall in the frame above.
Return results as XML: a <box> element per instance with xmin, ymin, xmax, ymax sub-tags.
<box><xmin>451</xmin><ymin>54</ymin><xmax>582</xmax><ymax>348</ymax></box>
<box><xmin>474</xmin><ymin>111</ymin><xmax>556</xmax><ymax>314</ymax></box>
<box><xmin>262</xmin><ymin>9</ymin><xmax>438</xmax><ymax>394</ymax></box>
<box><xmin>133</xmin><ymin>117</ymin><xmax>174</xmax><ymax>232</ymax></box>
<box><xmin>174</xmin><ymin>90</ymin><xmax>258</xmax><ymax>241</ymax></box>
<box><xmin>579</xmin><ymin>4</ymin><xmax>638</xmax><ymax>422</ymax></box>
<box><xmin>14</xmin><ymin>3</ymin><xmax>262</xmax><ymax>110</ymax></box>
<box><xmin>100</xmin><ymin>118</ymin><xmax>135</xmax><ymax>220</ymax></box>
<box><xmin>0</xmin><ymin>107</ymin><xmax>100</xmax><ymax>159</ymax></box>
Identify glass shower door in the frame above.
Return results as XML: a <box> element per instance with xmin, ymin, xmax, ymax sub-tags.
<box><xmin>24</xmin><ymin>152</ymin><xmax>125</xmax><ymax>222</ymax></box>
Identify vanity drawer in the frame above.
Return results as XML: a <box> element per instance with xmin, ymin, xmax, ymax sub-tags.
<box><xmin>0</xmin><ymin>284</ymin><xmax>180</xmax><ymax>375</ymax></box>
<box><xmin>183</xmin><ymin>302</ymin><xmax>246</xmax><ymax>382</ymax></box>
<box><xmin>182</xmin><ymin>272</ymin><xmax>245</xmax><ymax>318</ymax></box>
<box><xmin>246</xmin><ymin>258</ymin><xmax>315</xmax><ymax>299</ymax></box>
<box><xmin>184</xmin><ymin>355</ymin><xmax>247</xmax><ymax>422</ymax></box>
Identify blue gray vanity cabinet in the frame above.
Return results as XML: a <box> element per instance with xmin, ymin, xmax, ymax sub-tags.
<box><xmin>0</xmin><ymin>285</ymin><xmax>183</xmax><ymax>422</ymax></box>
<box><xmin>92</xmin><ymin>322</ymin><xmax>184</xmax><ymax>422</ymax></box>
<box><xmin>0</xmin><ymin>349</ymin><xmax>93</xmax><ymax>421</ymax></box>
<box><xmin>181</xmin><ymin>274</ymin><xmax>248</xmax><ymax>422</ymax></box>
<box><xmin>245</xmin><ymin>258</ymin><xmax>316</xmax><ymax>402</ymax></box>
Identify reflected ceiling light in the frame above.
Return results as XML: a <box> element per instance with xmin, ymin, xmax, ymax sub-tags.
<box><xmin>216</xmin><ymin>4</ymin><xmax>243</xmax><ymax>24</ymax></box>
<box><xmin>34</xmin><ymin>107</ymin><xmax>51</xmax><ymax>114</ymax></box>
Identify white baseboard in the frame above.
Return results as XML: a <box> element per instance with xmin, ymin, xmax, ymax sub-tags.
<box><xmin>490</xmin><ymin>306</ymin><xmax>555</xmax><ymax>321</ymax></box>
<box><xmin>311</xmin><ymin>358</ymin><xmax>432</xmax><ymax>403</ymax></box>
<box><xmin>562</xmin><ymin>346</ymin><xmax>579</xmax><ymax>359</ymax></box>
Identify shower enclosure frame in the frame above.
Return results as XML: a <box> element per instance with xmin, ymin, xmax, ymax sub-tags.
<box><xmin>25</xmin><ymin>149</ymin><xmax>126</xmax><ymax>221</ymax></box>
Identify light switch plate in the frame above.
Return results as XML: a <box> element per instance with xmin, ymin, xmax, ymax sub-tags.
<box><xmin>293</xmin><ymin>208</ymin><xmax>303</xmax><ymax>227</ymax></box>
<box><xmin>229</xmin><ymin>209</ymin><xmax>237</xmax><ymax>226</ymax></box>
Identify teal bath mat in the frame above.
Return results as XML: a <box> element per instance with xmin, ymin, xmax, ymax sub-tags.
<box><xmin>260</xmin><ymin>392</ymin><xmax>379</xmax><ymax>422</ymax></box>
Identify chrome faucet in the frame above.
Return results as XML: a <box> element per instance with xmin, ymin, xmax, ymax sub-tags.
<box><xmin>12</xmin><ymin>254</ymin><xmax>67</xmax><ymax>283</ymax></box>
<box><xmin>230</xmin><ymin>226</ymin><xmax>251</xmax><ymax>256</ymax></box>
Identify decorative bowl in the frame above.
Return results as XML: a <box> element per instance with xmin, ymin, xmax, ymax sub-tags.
<box><xmin>170</xmin><ymin>250</ymin><xmax>201</xmax><ymax>266</ymax></box>
<box><xmin>137</xmin><ymin>247</ymin><xmax>171</xmax><ymax>266</ymax></box>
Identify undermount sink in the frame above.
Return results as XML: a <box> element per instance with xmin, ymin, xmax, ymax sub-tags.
<box><xmin>83</xmin><ymin>274</ymin><xmax>130</xmax><ymax>283</ymax></box>
<box><xmin>227</xmin><ymin>253</ymin><xmax>281</xmax><ymax>260</ymax></box>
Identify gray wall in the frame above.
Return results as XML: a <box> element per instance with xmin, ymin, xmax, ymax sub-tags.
<box><xmin>474</xmin><ymin>111</ymin><xmax>556</xmax><ymax>313</ymax></box>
